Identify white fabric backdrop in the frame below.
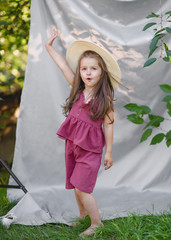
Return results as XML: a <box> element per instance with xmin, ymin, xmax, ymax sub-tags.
<box><xmin>4</xmin><ymin>0</ymin><xmax>171</xmax><ymax>225</ymax></box>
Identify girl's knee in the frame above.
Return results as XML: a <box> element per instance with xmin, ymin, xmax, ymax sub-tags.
<box><xmin>75</xmin><ymin>188</ymin><xmax>90</xmax><ymax>197</ymax></box>
<box><xmin>75</xmin><ymin>188</ymin><xmax>83</xmax><ymax>194</ymax></box>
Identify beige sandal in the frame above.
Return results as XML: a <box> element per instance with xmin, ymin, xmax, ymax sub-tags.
<box><xmin>79</xmin><ymin>223</ymin><xmax>103</xmax><ymax>237</ymax></box>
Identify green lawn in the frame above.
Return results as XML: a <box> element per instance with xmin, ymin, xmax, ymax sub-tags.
<box><xmin>0</xmin><ymin>171</ymin><xmax>171</xmax><ymax>240</ymax></box>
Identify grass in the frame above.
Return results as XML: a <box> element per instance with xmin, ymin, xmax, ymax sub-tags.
<box><xmin>0</xmin><ymin>171</ymin><xmax>171</xmax><ymax>240</ymax></box>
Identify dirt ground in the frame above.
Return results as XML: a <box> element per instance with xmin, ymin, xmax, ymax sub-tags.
<box><xmin>0</xmin><ymin>90</ymin><xmax>21</xmax><ymax>167</ymax></box>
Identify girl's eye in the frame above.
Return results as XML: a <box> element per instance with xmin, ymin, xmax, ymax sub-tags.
<box><xmin>92</xmin><ymin>68</ymin><xmax>97</xmax><ymax>70</ymax></box>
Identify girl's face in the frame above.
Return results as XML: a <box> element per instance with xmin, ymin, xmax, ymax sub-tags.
<box><xmin>80</xmin><ymin>57</ymin><xmax>102</xmax><ymax>90</ymax></box>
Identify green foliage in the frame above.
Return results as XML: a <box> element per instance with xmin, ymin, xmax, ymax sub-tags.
<box><xmin>144</xmin><ymin>115</ymin><xmax>164</xmax><ymax>129</ymax></box>
<box><xmin>162</xmin><ymin>95</ymin><xmax>171</xmax><ymax>102</ymax></box>
<box><xmin>150</xmin><ymin>133</ymin><xmax>165</xmax><ymax>145</ymax></box>
<box><xmin>160</xmin><ymin>84</ymin><xmax>171</xmax><ymax>93</ymax></box>
<box><xmin>163</xmin><ymin>56</ymin><xmax>171</xmax><ymax>62</ymax></box>
<box><xmin>165</xmin><ymin>11</ymin><xmax>171</xmax><ymax>16</ymax></box>
<box><xmin>143</xmin><ymin>22</ymin><xmax>157</xmax><ymax>31</ymax></box>
<box><xmin>124</xmin><ymin>103</ymin><xmax>142</xmax><ymax>114</ymax></box>
<box><xmin>140</xmin><ymin>129</ymin><xmax>152</xmax><ymax>142</ymax></box>
<box><xmin>124</xmin><ymin>85</ymin><xmax>171</xmax><ymax>147</ymax></box>
<box><xmin>0</xmin><ymin>111</ymin><xmax>9</xmax><ymax>129</ymax></box>
<box><xmin>166</xmin><ymin>130</ymin><xmax>171</xmax><ymax>147</ymax></box>
<box><xmin>146</xmin><ymin>12</ymin><xmax>160</xmax><ymax>18</ymax></box>
<box><xmin>127</xmin><ymin>114</ymin><xmax>144</xmax><ymax>124</ymax></box>
<box><xmin>149</xmin><ymin>33</ymin><xmax>165</xmax><ymax>58</ymax></box>
<box><xmin>144</xmin><ymin>58</ymin><xmax>157</xmax><ymax>67</ymax></box>
<box><xmin>124</xmin><ymin>103</ymin><xmax>151</xmax><ymax>115</ymax></box>
<box><xmin>166</xmin><ymin>27</ymin><xmax>171</xmax><ymax>33</ymax></box>
<box><xmin>160</xmin><ymin>84</ymin><xmax>171</xmax><ymax>117</ymax></box>
<box><xmin>167</xmin><ymin>102</ymin><xmax>171</xmax><ymax>117</ymax></box>
<box><xmin>143</xmin><ymin>10</ymin><xmax>171</xmax><ymax>66</ymax></box>
<box><xmin>124</xmin><ymin>9</ymin><xmax>171</xmax><ymax>149</ymax></box>
<box><xmin>0</xmin><ymin>0</ymin><xmax>31</xmax><ymax>93</ymax></box>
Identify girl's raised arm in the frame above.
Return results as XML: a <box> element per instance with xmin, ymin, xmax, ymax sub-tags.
<box><xmin>45</xmin><ymin>28</ymin><xmax>75</xmax><ymax>86</ymax></box>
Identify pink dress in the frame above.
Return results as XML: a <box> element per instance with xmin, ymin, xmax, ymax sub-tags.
<box><xmin>57</xmin><ymin>91</ymin><xmax>105</xmax><ymax>193</ymax></box>
<box><xmin>57</xmin><ymin>91</ymin><xmax>105</xmax><ymax>153</ymax></box>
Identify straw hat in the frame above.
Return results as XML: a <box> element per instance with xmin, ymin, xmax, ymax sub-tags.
<box><xmin>66</xmin><ymin>40</ymin><xmax>121</xmax><ymax>89</ymax></box>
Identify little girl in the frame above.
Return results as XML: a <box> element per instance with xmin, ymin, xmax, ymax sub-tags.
<box><xmin>45</xmin><ymin>28</ymin><xmax>121</xmax><ymax>237</ymax></box>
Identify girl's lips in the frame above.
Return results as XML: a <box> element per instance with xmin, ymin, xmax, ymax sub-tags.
<box><xmin>87</xmin><ymin>78</ymin><xmax>92</xmax><ymax>81</ymax></box>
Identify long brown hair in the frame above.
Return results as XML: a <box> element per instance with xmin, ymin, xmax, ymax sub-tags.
<box><xmin>62</xmin><ymin>50</ymin><xmax>114</xmax><ymax>122</ymax></box>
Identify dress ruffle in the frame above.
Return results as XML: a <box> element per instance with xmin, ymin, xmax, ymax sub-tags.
<box><xmin>57</xmin><ymin>114</ymin><xmax>105</xmax><ymax>153</ymax></box>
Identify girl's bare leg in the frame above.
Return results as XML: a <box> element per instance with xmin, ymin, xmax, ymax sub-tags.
<box><xmin>74</xmin><ymin>189</ymin><xmax>87</xmax><ymax>219</ymax></box>
<box><xmin>74</xmin><ymin>188</ymin><xmax>103</xmax><ymax>236</ymax></box>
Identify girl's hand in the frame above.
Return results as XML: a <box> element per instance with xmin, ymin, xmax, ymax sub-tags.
<box><xmin>104</xmin><ymin>152</ymin><xmax>113</xmax><ymax>170</ymax></box>
<box><xmin>46</xmin><ymin>27</ymin><xmax>59</xmax><ymax>46</ymax></box>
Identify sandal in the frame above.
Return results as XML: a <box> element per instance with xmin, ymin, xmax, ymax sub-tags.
<box><xmin>79</xmin><ymin>223</ymin><xmax>104</xmax><ymax>237</ymax></box>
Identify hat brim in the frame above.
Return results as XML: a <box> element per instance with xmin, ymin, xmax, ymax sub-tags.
<box><xmin>66</xmin><ymin>40</ymin><xmax>121</xmax><ymax>89</ymax></box>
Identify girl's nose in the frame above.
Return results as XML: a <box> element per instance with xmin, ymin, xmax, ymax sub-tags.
<box><xmin>86</xmin><ymin>69</ymin><xmax>91</xmax><ymax>75</ymax></box>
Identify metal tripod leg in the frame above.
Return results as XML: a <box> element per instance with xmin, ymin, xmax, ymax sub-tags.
<box><xmin>0</xmin><ymin>157</ymin><xmax>27</xmax><ymax>194</ymax></box>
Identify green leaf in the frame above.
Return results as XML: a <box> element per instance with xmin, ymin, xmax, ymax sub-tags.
<box><xmin>166</xmin><ymin>130</ymin><xmax>171</xmax><ymax>140</ymax></box>
<box><xmin>167</xmin><ymin>102</ymin><xmax>171</xmax><ymax>116</ymax></box>
<box><xmin>154</xmin><ymin>28</ymin><xmax>166</xmax><ymax>35</ymax></box>
<box><xmin>140</xmin><ymin>129</ymin><xmax>153</xmax><ymax>143</ymax></box>
<box><xmin>167</xmin><ymin>101</ymin><xmax>171</xmax><ymax>107</ymax></box>
<box><xmin>127</xmin><ymin>114</ymin><xmax>144</xmax><ymax>124</ymax></box>
<box><xmin>144</xmin><ymin>119</ymin><xmax>156</xmax><ymax>129</ymax></box>
<box><xmin>162</xmin><ymin>95</ymin><xmax>171</xmax><ymax>102</ymax></box>
<box><xmin>2</xmin><ymin>111</ymin><xmax>9</xmax><ymax>119</ymax></box>
<box><xmin>167</xmin><ymin>102</ymin><xmax>171</xmax><ymax>110</ymax></box>
<box><xmin>149</xmin><ymin>36</ymin><xmax>159</xmax><ymax>52</ymax></box>
<box><xmin>148</xmin><ymin>46</ymin><xmax>158</xmax><ymax>58</ymax></box>
<box><xmin>166</xmin><ymin>50</ymin><xmax>171</xmax><ymax>56</ymax></box>
<box><xmin>150</xmin><ymin>133</ymin><xmax>165</xmax><ymax>145</ymax></box>
<box><xmin>149</xmin><ymin>115</ymin><xmax>165</xmax><ymax>127</ymax></box>
<box><xmin>139</xmin><ymin>105</ymin><xmax>151</xmax><ymax>114</ymax></box>
<box><xmin>160</xmin><ymin>84</ymin><xmax>171</xmax><ymax>93</ymax></box>
<box><xmin>124</xmin><ymin>103</ymin><xmax>142</xmax><ymax>114</ymax></box>
<box><xmin>166</xmin><ymin>27</ymin><xmax>171</xmax><ymax>33</ymax></box>
<box><xmin>163</xmin><ymin>57</ymin><xmax>171</xmax><ymax>62</ymax></box>
<box><xmin>163</xmin><ymin>42</ymin><xmax>168</xmax><ymax>52</ymax></box>
<box><xmin>148</xmin><ymin>115</ymin><xmax>154</xmax><ymax>120</ymax></box>
<box><xmin>154</xmin><ymin>33</ymin><xmax>166</xmax><ymax>38</ymax></box>
<box><xmin>0</xmin><ymin>124</ymin><xmax>5</xmax><ymax>129</ymax></box>
<box><xmin>144</xmin><ymin>58</ymin><xmax>157</xmax><ymax>67</ymax></box>
<box><xmin>143</xmin><ymin>22</ymin><xmax>157</xmax><ymax>31</ymax></box>
<box><xmin>165</xmin><ymin>11</ymin><xmax>171</xmax><ymax>16</ymax></box>
<box><xmin>144</xmin><ymin>115</ymin><xmax>164</xmax><ymax>129</ymax></box>
<box><xmin>164</xmin><ymin>44</ymin><xmax>171</xmax><ymax>56</ymax></box>
<box><xmin>150</xmin><ymin>34</ymin><xmax>165</xmax><ymax>53</ymax></box>
<box><xmin>0</xmin><ymin>21</ymin><xmax>7</xmax><ymax>26</ymax></box>
<box><xmin>146</xmin><ymin>12</ymin><xmax>160</xmax><ymax>18</ymax></box>
<box><xmin>166</xmin><ymin>139</ymin><xmax>171</xmax><ymax>147</ymax></box>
